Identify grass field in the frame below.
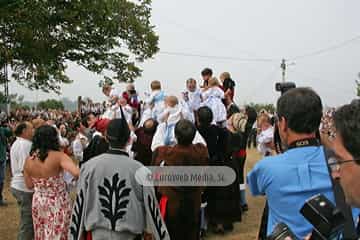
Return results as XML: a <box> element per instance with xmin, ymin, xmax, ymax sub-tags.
<box><xmin>0</xmin><ymin>148</ymin><xmax>265</xmax><ymax>240</ymax></box>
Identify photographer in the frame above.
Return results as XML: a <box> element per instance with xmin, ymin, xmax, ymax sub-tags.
<box><xmin>247</xmin><ymin>88</ymin><xmax>359</xmax><ymax>239</ymax></box>
<box><xmin>331</xmin><ymin>100</ymin><xmax>360</xmax><ymax>208</ymax></box>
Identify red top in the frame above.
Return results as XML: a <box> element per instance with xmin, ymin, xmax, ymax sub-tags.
<box><xmin>122</xmin><ymin>92</ymin><xmax>140</xmax><ymax>109</ymax></box>
<box><xmin>94</xmin><ymin>118</ymin><xmax>111</xmax><ymax>135</ymax></box>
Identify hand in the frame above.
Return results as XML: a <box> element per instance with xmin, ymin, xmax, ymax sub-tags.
<box><xmin>143</xmin><ymin>232</ymin><xmax>153</xmax><ymax>240</ymax></box>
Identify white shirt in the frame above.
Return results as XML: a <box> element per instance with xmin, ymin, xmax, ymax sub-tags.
<box><xmin>200</xmin><ymin>87</ymin><xmax>227</xmax><ymax>123</ymax></box>
<box><xmin>72</xmin><ymin>133</ymin><xmax>88</xmax><ymax>161</ymax></box>
<box><xmin>257</xmin><ymin>127</ymin><xmax>274</xmax><ymax>156</ymax></box>
<box><xmin>59</xmin><ymin>135</ymin><xmax>69</xmax><ymax>148</ymax></box>
<box><xmin>114</xmin><ymin>104</ymin><xmax>133</xmax><ymax>124</ymax></box>
<box><xmin>109</xmin><ymin>88</ymin><xmax>121</xmax><ymax>99</ymax></box>
<box><xmin>145</xmin><ymin>90</ymin><xmax>166</xmax><ymax>122</ymax></box>
<box><xmin>184</xmin><ymin>89</ymin><xmax>202</xmax><ymax>112</ymax></box>
<box><xmin>151</xmin><ymin>122</ymin><xmax>207</xmax><ymax>151</ymax></box>
<box><xmin>10</xmin><ymin>137</ymin><xmax>33</xmax><ymax>192</ymax></box>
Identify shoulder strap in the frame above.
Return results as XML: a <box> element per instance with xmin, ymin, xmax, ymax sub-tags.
<box><xmin>322</xmin><ymin>147</ymin><xmax>358</xmax><ymax>239</ymax></box>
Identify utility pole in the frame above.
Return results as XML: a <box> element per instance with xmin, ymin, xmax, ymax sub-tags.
<box><xmin>281</xmin><ymin>59</ymin><xmax>286</xmax><ymax>83</ymax></box>
<box><xmin>280</xmin><ymin>59</ymin><xmax>296</xmax><ymax>83</ymax></box>
<box><xmin>2</xmin><ymin>63</ymin><xmax>10</xmax><ymax>115</ymax></box>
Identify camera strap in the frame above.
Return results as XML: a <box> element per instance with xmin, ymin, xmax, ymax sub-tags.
<box><xmin>287</xmin><ymin>138</ymin><xmax>320</xmax><ymax>150</ymax></box>
<box><xmin>288</xmin><ymin>138</ymin><xmax>357</xmax><ymax>238</ymax></box>
<box><xmin>322</xmin><ymin>147</ymin><xmax>358</xmax><ymax>239</ymax></box>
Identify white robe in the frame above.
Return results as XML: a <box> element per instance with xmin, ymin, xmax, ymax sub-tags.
<box><xmin>201</xmin><ymin>87</ymin><xmax>227</xmax><ymax>123</ymax></box>
<box><xmin>257</xmin><ymin>127</ymin><xmax>274</xmax><ymax>156</ymax></box>
<box><xmin>151</xmin><ymin>106</ymin><xmax>207</xmax><ymax>151</ymax></box>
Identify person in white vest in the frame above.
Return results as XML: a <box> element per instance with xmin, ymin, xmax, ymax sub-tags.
<box><xmin>10</xmin><ymin>122</ymin><xmax>34</xmax><ymax>240</ymax></box>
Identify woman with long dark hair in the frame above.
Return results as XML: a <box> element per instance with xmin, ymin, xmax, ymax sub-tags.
<box><xmin>24</xmin><ymin>125</ymin><xmax>79</xmax><ymax>240</ymax></box>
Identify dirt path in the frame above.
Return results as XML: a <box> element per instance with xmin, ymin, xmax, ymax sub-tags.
<box><xmin>0</xmin><ymin>148</ymin><xmax>265</xmax><ymax>240</ymax></box>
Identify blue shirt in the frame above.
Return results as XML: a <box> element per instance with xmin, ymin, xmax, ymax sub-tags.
<box><xmin>247</xmin><ymin>146</ymin><xmax>359</xmax><ymax>239</ymax></box>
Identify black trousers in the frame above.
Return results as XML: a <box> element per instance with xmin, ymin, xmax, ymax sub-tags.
<box><xmin>258</xmin><ymin>202</ymin><xmax>269</xmax><ymax>240</ymax></box>
<box><xmin>234</xmin><ymin>155</ymin><xmax>246</xmax><ymax>184</ymax></box>
<box><xmin>247</xmin><ymin>129</ymin><xmax>257</xmax><ymax>148</ymax></box>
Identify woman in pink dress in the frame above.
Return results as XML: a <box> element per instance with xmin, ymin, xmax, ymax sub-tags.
<box><xmin>24</xmin><ymin>125</ymin><xmax>80</xmax><ymax>240</ymax></box>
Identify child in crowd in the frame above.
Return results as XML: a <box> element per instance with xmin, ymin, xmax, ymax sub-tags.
<box><xmin>181</xmin><ymin>78</ymin><xmax>202</xmax><ymax>122</ymax></box>
<box><xmin>141</xmin><ymin>80</ymin><xmax>166</xmax><ymax>125</ymax></box>
<box><xmin>201</xmin><ymin>77</ymin><xmax>227</xmax><ymax>127</ymax></box>
<box><xmin>102</xmin><ymin>84</ymin><xmax>121</xmax><ymax>105</ymax></box>
<box><xmin>257</xmin><ymin>114</ymin><xmax>274</xmax><ymax>157</ymax></box>
<box><xmin>158</xmin><ymin>96</ymin><xmax>182</xmax><ymax>146</ymax></box>
<box><xmin>102</xmin><ymin>83</ymin><xmax>123</xmax><ymax>120</ymax></box>
<box><xmin>151</xmin><ymin>96</ymin><xmax>206</xmax><ymax>151</ymax></box>
<box><xmin>183</xmin><ymin>78</ymin><xmax>202</xmax><ymax>113</ymax></box>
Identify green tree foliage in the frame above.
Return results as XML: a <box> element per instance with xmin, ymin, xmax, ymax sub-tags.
<box><xmin>37</xmin><ymin>99</ymin><xmax>64</xmax><ymax>110</ymax></box>
<box><xmin>357</xmin><ymin>72</ymin><xmax>360</xmax><ymax>97</ymax></box>
<box><xmin>0</xmin><ymin>0</ymin><xmax>158</xmax><ymax>94</ymax></box>
<box><xmin>0</xmin><ymin>92</ymin><xmax>6</xmax><ymax>104</ymax></box>
<box><xmin>0</xmin><ymin>92</ymin><xmax>30</xmax><ymax>109</ymax></box>
<box><xmin>248</xmin><ymin>102</ymin><xmax>276</xmax><ymax>113</ymax></box>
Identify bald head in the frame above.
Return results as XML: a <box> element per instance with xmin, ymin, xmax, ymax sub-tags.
<box><xmin>165</xmin><ymin>96</ymin><xmax>179</xmax><ymax>108</ymax></box>
<box><xmin>32</xmin><ymin>118</ymin><xmax>46</xmax><ymax>129</ymax></box>
<box><xmin>15</xmin><ymin>122</ymin><xmax>34</xmax><ymax>140</ymax></box>
<box><xmin>143</xmin><ymin>118</ymin><xmax>158</xmax><ymax>135</ymax></box>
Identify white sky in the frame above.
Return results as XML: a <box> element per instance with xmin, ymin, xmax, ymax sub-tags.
<box><xmin>8</xmin><ymin>0</ymin><xmax>360</xmax><ymax>107</ymax></box>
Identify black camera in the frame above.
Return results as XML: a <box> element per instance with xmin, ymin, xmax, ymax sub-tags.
<box><xmin>268</xmin><ymin>194</ymin><xmax>345</xmax><ymax>240</ymax></box>
<box><xmin>273</xmin><ymin>81</ymin><xmax>297</xmax><ymax>153</ymax></box>
<box><xmin>275</xmin><ymin>82</ymin><xmax>296</xmax><ymax>95</ymax></box>
<box><xmin>267</xmin><ymin>222</ymin><xmax>297</xmax><ymax>240</ymax></box>
<box><xmin>301</xmin><ymin>194</ymin><xmax>345</xmax><ymax>240</ymax></box>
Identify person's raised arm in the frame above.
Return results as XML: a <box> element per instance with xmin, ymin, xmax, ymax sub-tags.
<box><xmin>59</xmin><ymin>152</ymin><xmax>80</xmax><ymax>179</ymax></box>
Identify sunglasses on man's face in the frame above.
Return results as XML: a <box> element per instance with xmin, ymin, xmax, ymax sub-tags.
<box><xmin>328</xmin><ymin>156</ymin><xmax>360</xmax><ymax>172</ymax></box>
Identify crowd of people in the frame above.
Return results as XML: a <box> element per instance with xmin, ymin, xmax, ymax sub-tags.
<box><xmin>0</xmin><ymin>67</ymin><xmax>359</xmax><ymax>240</ymax></box>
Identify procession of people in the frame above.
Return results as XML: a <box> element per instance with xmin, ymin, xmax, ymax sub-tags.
<box><xmin>0</xmin><ymin>67</ymin><xmax>359</xmax><ymax>240</ymax></box>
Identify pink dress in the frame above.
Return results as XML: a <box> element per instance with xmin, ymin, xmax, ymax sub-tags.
<box><xmin>32</xmin><ymin>173</ymin><xmax>72</xmax><ymax>240</ymax></box>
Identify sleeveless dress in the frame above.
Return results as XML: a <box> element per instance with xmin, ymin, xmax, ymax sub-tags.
<box><xmin>32</xmin><ymin>173</ymin><xmax>72</xmax><ymax>240</ymax></box>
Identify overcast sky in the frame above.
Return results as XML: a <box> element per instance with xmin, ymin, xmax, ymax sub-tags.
<box><xmin>8</xmin><ymin>0</ymin><xmax>360</xmax><ymax>107</ymax></box>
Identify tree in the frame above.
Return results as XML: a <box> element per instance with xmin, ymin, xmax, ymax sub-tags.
<box><xmin>37</xmin><ymin>99</ymin><xmax>64</xmax><ymax>110</ymax></box>
<box><xmin>0</xmin><ymin>0</ymin><xmax>159</xmax><ymax>94</ymax></box>
<box><xmin>0</xmin><ymin>92</ymin><xmax>30</xmax><ymax>110</ymax></box>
